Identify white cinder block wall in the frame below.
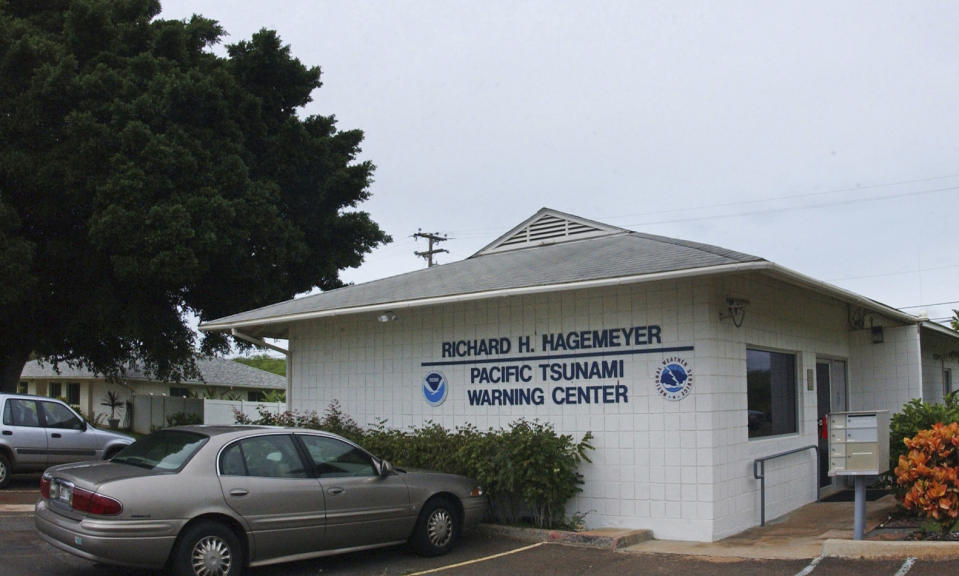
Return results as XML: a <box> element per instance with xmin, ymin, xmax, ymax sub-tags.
<box><xmin>919</xmin><ymin>329</ymin><xmax>959</xmax><ymax>405</ymax></box>
<box><xmin>848</xmin><ymin>325</ymin><xmax>921</xmax><ymax>413</ymax></box>
<box><xmin>289</xmin><ymin>272</ymin><xmax>923</xmax><ymax>542</ymax></box>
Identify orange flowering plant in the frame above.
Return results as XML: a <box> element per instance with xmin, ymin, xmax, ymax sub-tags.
<box><xmin>894</xmin><ymin>422</ymin><xmax>959</xmax><ymax>531</ymax></box>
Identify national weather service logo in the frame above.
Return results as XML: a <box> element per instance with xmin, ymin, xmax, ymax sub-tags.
<box><xmin>655</xmin><ymin>357</ymin><xmax>692</xmax><ymax>401</ymax></box>
<box><xmin>422</xmin><ymin>371</ymin><xmax>448</xmax><ymax>406</ymax></box>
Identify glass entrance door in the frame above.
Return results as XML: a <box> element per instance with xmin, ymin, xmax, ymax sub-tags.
<box><xmin>817</xmin><ymin>359</ymin><xmax>847</xmax><ymax>488</ymax></box>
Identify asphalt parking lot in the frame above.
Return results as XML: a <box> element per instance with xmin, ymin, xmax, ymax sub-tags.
<box><xmin>3</xmin><ymin>475</ymin><xmax>959</xmax><ymax>576</ymax></box>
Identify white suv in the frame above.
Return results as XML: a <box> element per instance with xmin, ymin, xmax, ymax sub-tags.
<box><xmin>0</xmin><ymin>393</ymin><xmax>133</xmax><ymax>488</ymax></box>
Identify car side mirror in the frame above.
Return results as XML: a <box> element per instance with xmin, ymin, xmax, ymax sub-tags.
<box><xmin>378</xmin><ymin>460</ymin><xmax>394</xmax><ymax>477</ymax></box>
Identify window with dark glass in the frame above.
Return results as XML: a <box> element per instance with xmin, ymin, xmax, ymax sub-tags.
<box><xmin>17</xmin><ymin>382</ymin><xmax>28</xmax><ymax>394</ymax></box>
<box><xmin>49</xmin><ymin>382</ymin><xmax>62</xmax><ymax>399</ymax></box>
<box><xmin>39</xmin><ymin>401</ymin><xmax>83</xmax><ymax>430</ymax></box>
<box><xmin>169</xmin><ymin>387</ymin><xmax>190</xmax><ymax>398</ymax></box>
<box><xmin>112</xmin><ymin>430</ymin><xmax>208</xmax><ymax>471</ymax></box>
<box><xmin>247</xmin><ymin>390</ymin><xmax>265</xmax><ymax>402</ymax></box>
<box><xmin>4</xmin><ymin>399</ymin><xmax>40</xmax><ymax>427</ymax></box>
<box><xmin>747</xmin><ymin>348</ymin><xmax>797</xmax><ymax>438</ymax></box>
<box><xmin>67</xmin><ymin>383</ymin><xmax>80</xmax><ymax>405</ymax></box>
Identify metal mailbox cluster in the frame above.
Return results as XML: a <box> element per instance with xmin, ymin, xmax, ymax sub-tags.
<box><xmin>827</xmin><ymin>410</ymin><xmax>889</xmax><ymax>477</ymax></box>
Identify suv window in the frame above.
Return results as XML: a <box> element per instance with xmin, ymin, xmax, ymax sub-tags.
<box><xmin>39</xmin><ymin>401</ymin><xmax>84</xmax><ymax>430</ymax></box>
<box><xmin>2</xmin><ymin>399</ymin><xmax>40</xmax><ymax>427</ymax></box>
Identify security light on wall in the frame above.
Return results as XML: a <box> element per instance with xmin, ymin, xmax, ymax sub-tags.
<box><xmin>377</xmin><ymin>311</ymin><xmax>397</xmax><ymax>323</ymax></box>
<box><xmin>720</xmin><ymin>297</ymin><xmax>750</xmax><ymax>328</ymax></box>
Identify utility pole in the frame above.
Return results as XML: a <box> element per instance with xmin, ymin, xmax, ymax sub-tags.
<box><xmin>413</xmin><ymin>230</ymin><xmax>449</xmax><ymax>267</ymax></box>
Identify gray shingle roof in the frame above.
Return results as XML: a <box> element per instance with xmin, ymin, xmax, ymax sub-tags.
<box><xmin>20</xmin><ymin>357</ymin><xmax>285</xmax><ymax>391</ymax></box>
<box><xmin>201</xmin><ymin>209</ymin><xmax>764</xmax><ymax>334</ymax></box>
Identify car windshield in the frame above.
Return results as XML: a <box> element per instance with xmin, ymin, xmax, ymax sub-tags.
<box><xmin>111</xmin><ymin>430</ymin><xmax>208</xmax><ymax>472</ymax></box>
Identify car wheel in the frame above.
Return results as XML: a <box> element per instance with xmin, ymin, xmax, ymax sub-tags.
<box><xmin>411</xmin><ymin>497</ymin><xmax>459</xmax><ymax>556</ymax></box>
<box><xmin>171</xmin><ymin>521</ymin><xmax>243</xmax><ymax>576</ymax></box>
<box><xmin>0</xmin><ymin>453</ymin><xmax>10</xmax><ymax>489</ymax></box>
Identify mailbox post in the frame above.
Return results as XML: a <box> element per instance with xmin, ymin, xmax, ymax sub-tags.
<box><xmin>827</xmin><ymin>410</ymin><xmax>890</xmax><ymax>540</ymax></box>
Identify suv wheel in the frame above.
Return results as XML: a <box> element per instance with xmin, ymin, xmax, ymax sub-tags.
<box><xmin>0</xmin><ymin>453</ymin><xmax>11</xmax><ymax>489</ymax></box>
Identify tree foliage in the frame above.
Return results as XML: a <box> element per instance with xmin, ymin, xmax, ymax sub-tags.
<box><xmin>0</xmin><ymin>0</ymin><xmax>389</xmax><ymax>391</ymax></box>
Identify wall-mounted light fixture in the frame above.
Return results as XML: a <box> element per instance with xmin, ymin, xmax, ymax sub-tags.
<box><xmin>377</xmin><ymin>311</ymin><xmax>397</xmax><ymax>323</ymax></box>
<box><xmin>720</xmin><ymin>297</ymin><xmax>750</xmax><ymax>328</ymax></box>
<box><xmin>871</xmin><ymin>326</ymin><xmax>884</xmax><ymax>344</ymax></box>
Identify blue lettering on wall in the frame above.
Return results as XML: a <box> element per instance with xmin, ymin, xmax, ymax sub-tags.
<box><xmin>467</xmin><ymin>387</ymin><xmax>546</xmax><ymax>406</ymax></box>
<box><xmin>429</xmin><ymin>325</ymin><xmax>690</xmax><ymax>408</ymax></box>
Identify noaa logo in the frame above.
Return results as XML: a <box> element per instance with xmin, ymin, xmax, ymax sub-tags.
<box><xmin>422</xmin><ymin>371</ymin><xmax>448</xmax><ymax>406</ymax></box>
<box><xmin>655</xmin><ymin>357</ymin><xmax>692</xmax><ymax>401</ymax></box>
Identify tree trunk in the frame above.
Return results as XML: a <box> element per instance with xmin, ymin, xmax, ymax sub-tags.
<box><xmin>0</xmin><ymin>347</ymin><xmax>31</xmax><ymax>394</ymax></box>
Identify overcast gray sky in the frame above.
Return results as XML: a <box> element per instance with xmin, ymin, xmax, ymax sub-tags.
<box><xmin>162</xmin><ymin>0</ymin><xmax>959</xmax><ymax>325</ymax></box>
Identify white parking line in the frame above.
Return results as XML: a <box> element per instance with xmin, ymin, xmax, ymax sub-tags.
<box><xmin>893</xmin><ymin>557</ymin><xmax>917</xmax><ymax>576</ymax></box>
<box><xmin>406</xmin><ymin>542</ymin><xmax>546</xmax><ymax>576</ymax></box>
<box><xmin>793</xmin><ymin>554</ymin><xmax>822</xmax><ymax>576</ymax></box>
<box><xmin>0</xmin><ymin>505</ymin><xmax>35</xmax><ymax>512</ymax></box>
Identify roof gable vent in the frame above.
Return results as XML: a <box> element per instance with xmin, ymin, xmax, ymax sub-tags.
<box><xmin>473</xmin><ymin>208</ymin><xmax>624</xmax><ymax>256</ymax></box>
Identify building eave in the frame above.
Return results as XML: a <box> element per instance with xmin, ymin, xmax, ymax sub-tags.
<box><xmin>920</xmin><ymin>320</ymin><xmax>959</xmax><ymax>340</ymax></box>
<box><xmin>199</xmin><ymin>261</ymin><xmax>772</xmax><ymax>334</ymax></box>
<box><xmin>200</xmin><ymin>260</ymin><xmax>924</xmax><ymax>337</ymax></box>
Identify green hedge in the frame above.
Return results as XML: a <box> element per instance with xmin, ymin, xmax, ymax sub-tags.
<box><xmin>890</xmin><ymin>393</ymin><xmax>959</xmax><ymax>468</ymax></box>
<box><xmin>886</xmin><ymin>393</ymin><xmax>959</xmax><ymax>492</ymax></box>
<box><xmin>235</xmin><ymin>401</ymin><xmax>593</xmax><ymax>528</ymax></box>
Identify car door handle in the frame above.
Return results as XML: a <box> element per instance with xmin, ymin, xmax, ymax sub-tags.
<box><xmin>51</xmin><ymin>433</ymin><xmax>61</xmax><ymax>438</ymax></box>
<box><xmin>328</xmin><ymin>487</ymin><xmax>344</xmax><ymax>495</ymax></box>
<box><xmin>1</xmin><ymin>430</ymin><xmax>11</xmax><ymax>436</ymax></box>
<box><xmin>229</xmin><ymin>489</ymin><xmax>249</xmax><ymax>497</ymax></box>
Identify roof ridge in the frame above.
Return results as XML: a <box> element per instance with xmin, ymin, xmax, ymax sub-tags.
<box><xmin>625</xmin><ymin>230</ymin><xmax>763</xmax><ymax>261</ymax></box>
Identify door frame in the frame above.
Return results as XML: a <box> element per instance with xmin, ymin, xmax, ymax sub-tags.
<box><xmin>816</xmin><ymin>357</ymin><xmax>848</xmax><ymax>490</ymax></box>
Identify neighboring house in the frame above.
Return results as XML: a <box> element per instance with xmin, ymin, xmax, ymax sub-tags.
<box><xmin>19</xmin><ymin>357</ymin><xmax>287</xmax><ymax>425</ymax></box>
<box><xmin>200</xmin><ymin>207</ymin><xmax>959</xmax><ymax>542</ymax></box>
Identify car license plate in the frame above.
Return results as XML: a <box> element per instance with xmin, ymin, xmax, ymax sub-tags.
<box><xmin>51</xmin><ymin>480</ymin><xmax>72</xmax><ymax>504</ymax></box>
<box><xmin>59</xmin><ymin>483</ymin><xmax>73</xmax><ymax>504</ymax></box>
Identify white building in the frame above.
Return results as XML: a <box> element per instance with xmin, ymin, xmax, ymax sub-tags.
<box><xmin>201</xmin><ymin>208</ymin><xmax>959</xmax><ymax>542</ymax></box>
<box><xmin>20</xmin><ymin>357</ymin><xmax>286</xmax><ymax>426</ymax></box>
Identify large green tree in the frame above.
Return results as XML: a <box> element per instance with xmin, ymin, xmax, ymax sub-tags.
<box><xmin>0</xmin><ymin>0</ymin><xmax>390</xmax><ymax>391</ymax></box>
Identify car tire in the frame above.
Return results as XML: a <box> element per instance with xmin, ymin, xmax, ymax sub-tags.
<box><xmin>0</xmin><ymin>453</ymin><xmax>10</xmax><ymax>489</ymax></box>
<box><xmin>171</xmin><ymin>520</ymin><xmax>243</xmax><ymax>576</ymax></box>
<box><xmin>410</xmin><ymin>497</ymin><xmax>460</xmax><ymax>557</ymax></box>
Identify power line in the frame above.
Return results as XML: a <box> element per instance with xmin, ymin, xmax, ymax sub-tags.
<box><xmin>622</xmin><ymin>183</ymin><xmax>959</xmax><ymax>228</ymax></box>
<box><xmin>612</xmin><ymin>172</ymin><xmax>959</xmax><ymax>222</ymax></box>
<box><xmin>447</xmin><ymin>171</ymin><xmax>959</xmax><ymax>238</ymax></box>
<box><xmin>830</xmin><ymin>264</ymin><xmax>959</xmax><ymax>283</ymax></box>
<box><xmin>899</xmin><ymin>300</ymin><xmax>959</xmax><ymax>309</ymax></box>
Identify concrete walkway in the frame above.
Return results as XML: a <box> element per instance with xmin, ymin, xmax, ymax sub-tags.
<box><xmin>623</xmin><ymin>495</ymin><xmax>959</xmax><ymax>560</ymax></box>
<box><xmin>624</xmin><ymin>496</ymin><xmax>900</xmax><ymax>559</ymax></box>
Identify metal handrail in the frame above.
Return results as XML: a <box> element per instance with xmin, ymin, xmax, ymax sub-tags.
<box><xmin>753</xmin><ymin>444</ymin><xmax>820</xmax><ymax>526</ymax></box>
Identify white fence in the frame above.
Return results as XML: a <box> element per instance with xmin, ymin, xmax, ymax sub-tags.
<box><xmin>203</xmin><ymin>399</ymin><xmax>288</xmax><ymax>425</ymax></box>
<box><xmin>131</xmin><ymin>396</ymin><xmax>287</xmax><ymax>433</ymax></box>
<box><xmin>132</xmin><ymin>395</ymin><xmax>204</xmax><ymax>434</ymax></box>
